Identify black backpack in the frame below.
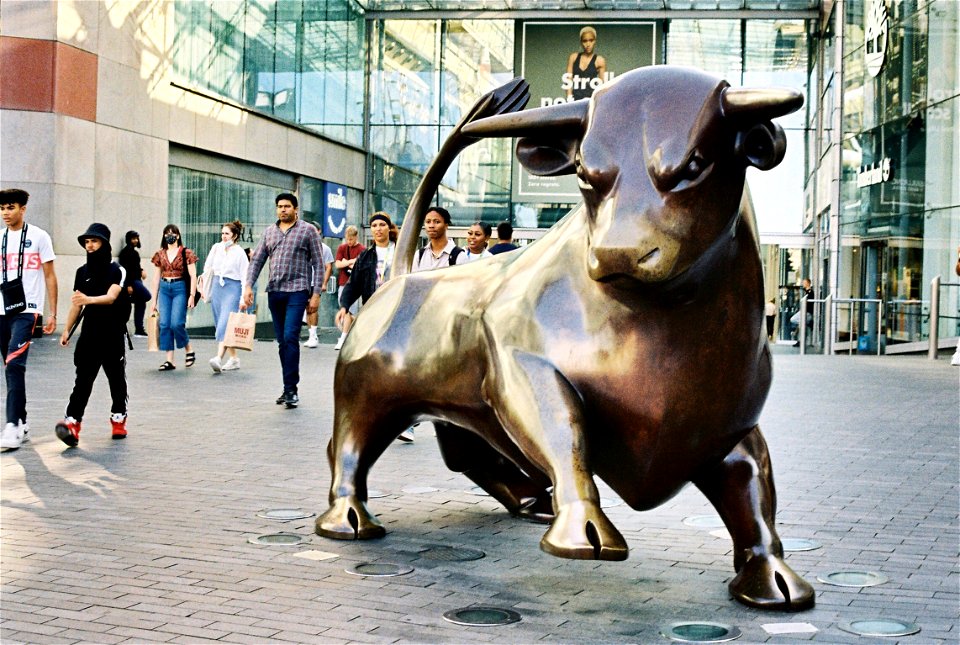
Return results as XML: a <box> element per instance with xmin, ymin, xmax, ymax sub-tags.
<box><xmin>418</xmin><ymin>245</ymin><xmax>463</xmax><ymax>266</ymax></box>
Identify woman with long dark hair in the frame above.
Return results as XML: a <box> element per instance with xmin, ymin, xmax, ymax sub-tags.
<box><xmin>201</xmin><ymin>220</ymin><xmax>249</xmax><ymax>373</ymax></box>
<box><xmin>150</xmin><ymin>224</ymin><xmax>198</xmax><ymax>371</ymax></box>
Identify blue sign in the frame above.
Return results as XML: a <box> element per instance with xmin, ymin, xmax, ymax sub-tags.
<box><xmin>323</xmin><ymin>182</ymin><xmax>348</xmax><ymax>238</ymax></box>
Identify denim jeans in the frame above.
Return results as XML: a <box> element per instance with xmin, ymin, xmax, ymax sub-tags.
<box><xmin>157</xmin><ymin>279</ymin><xmax>189</xmax><ymax>350</ymax></box>
<box><xmin>129</xmin><ymin>279</ymin><xmax>152</xmax><ymax>332</ymax></box>
<box><xmin>267</xmin><ymin>290</ymin><xmax>309</xmax><ymax>394</ymax></box>
<box><xmin>0</xmin><ymin>312</ymin><xmax>39</xmax><ymax>425</ymax></box>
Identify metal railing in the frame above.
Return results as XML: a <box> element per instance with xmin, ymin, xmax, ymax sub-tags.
<box><xmin>929</xmin><ymin>276</ymin><xmax>960</xmax><ymax>360</ymax></box>
<box><xmin>800</xmin><ymin>295</ymin><xmax>883</xmax><ymax>356</ymax></box>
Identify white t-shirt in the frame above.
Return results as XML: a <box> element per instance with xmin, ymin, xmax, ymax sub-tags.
<box><xmin>1</xmin><ymin>224</ymin><xmax>56</xmax><ymax>315</ymax></box>
<box><xmin>203</xmin><ymin>242</ymin><xmax>249</xmax><ymax>284</ymax></box>
<box><xmin>375</xmin><ymin>243</ymin><xmax>395</xmax><ymax>287</ymax></box>
<box><xmin>462</xmin><ymin>249</ymin><xmax>492</xmax><ymax>263</ymax></box>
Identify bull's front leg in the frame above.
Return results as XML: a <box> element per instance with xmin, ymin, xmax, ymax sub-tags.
<box><xmin>489</xmin><ymin>348</ymin><xmax>627</xmax><ymax>560</ymax></box>
<box><xmin>693</xmin><ymin>426</ymin><xmax>815</xmax><ymax>610</ymax></box>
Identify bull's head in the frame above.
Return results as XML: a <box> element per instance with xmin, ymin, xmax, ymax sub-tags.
<box><xmin>463</xmin><ymin>66</ymin><xmax>803</xmax><ymax>285</ymax></box>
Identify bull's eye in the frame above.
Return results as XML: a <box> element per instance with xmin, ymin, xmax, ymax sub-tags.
<box><xmin>684</xmin><ymin>155</ymin><xmax>706</xmax><ymax>180</ymax></box>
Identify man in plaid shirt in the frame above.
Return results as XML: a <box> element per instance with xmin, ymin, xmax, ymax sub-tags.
<box><xmin>243</xmin><ymin>193</ymin><xmax>323</xmax><ymax>408</ymax></box>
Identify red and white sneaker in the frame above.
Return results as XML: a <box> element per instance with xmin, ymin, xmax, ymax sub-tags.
<box><xmin>110</xmin><ymin>413</ymin><xmax>127</xmax><ymax>440</ymax></box>
<box><xmin>55</xmin><ymin>417</ymin><xmax>82</xmax><ymax>447</ymax></box>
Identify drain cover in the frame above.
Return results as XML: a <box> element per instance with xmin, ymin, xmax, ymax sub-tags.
<box><xmin>345</xmin><ymin>562</ymin><xmax>413</xmax><ymax>577</ymax></box>
<box><xmin>781</xmin><ymin>537</ymin><xmax>821</xmax><ymax>552</ymax></box>
<box><xmin>600</xmin><ymin>497</ymin><xmax>623</xmax><ymax>508</ymax></box>
<box><xmin>402</xmin><ymin>486</ymin><xmax>439</xmax><ymax>494</ymax></box>
<box><xmin>838</xmin><ymin>618</ymin><xmax>920</xmax><ymax>637</ymax></box>
<box><xmin>248</xmin><ymin>532</ymin><xmax>308</xmax><ymax>546</ymax></box>
<box><xmin>442</xmin><ymin>606</ymin><xmax>521</xmax><ymax>626</ymax></box>
<box><xmin>466</xmin><ymin>486</ymin><xmax>490</xmax><ymax>496</ymax></box>
<box><xmin>368</xmin><ymin>489</ymin><xmax>389</xmax><ymax>498</ymax></box>
<box><xmin>817</xmin><ymin>570</ymin><xmax>888</xmax><ymax>587</ymax></box>
<box><xmin>418</xmin><ymin>545</ymin><xmax>485</xmax><ymax>562</ymax></box>
<box><xmin>682</xmin><ymin>515</ymin><xmax>725</xmax><ymax>529</ymax></box>
<box><xmin>661</xmin><ymin>622</ymin><xmax>741</xmax><ymax>643</ymax></box>
<box><xmin>256</xmin><ymin>508</ymin><xmax>315</xmax><ymax>521</ymax></box>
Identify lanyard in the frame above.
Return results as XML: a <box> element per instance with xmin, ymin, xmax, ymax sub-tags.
<box><xmin>2</xmin><ymin>223</ymin><xmax>28</xmax><ymax>283</ymax></box>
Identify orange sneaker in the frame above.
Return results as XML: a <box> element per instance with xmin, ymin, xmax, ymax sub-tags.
<box><xmin>110</xmin><ymin>414</ymin><xmax>127</xmax><ymax>440</ymax></box>
<box><xmin>55</xmin><ymin>417</ymin><xmax>82</xmax><ymax>447</ymax></box>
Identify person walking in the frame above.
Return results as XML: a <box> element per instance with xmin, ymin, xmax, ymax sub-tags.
<box><xmin>336</xmin><ymin>213</ymin><xmax>396</xmax><ymax>332</ymax></box>
<box><xmin>332</xmin><ymin>225</ymin><xmax>365</xmax><ymax>350</ymax></box>
<box><xmin>118</xmin><ymin>230</ymin><xmax>151</xmax><ymax>337</ymax></box>
<box><xmin>303</xmin><ymin>229</ymin><xmax>333</xmax><ymax>349</ymax></box>
<box><xmin>202</xmin><ymin>220</ymin><xmax>249</xmax><ymax>373</ymax></box>
<box><xmin>488</xmin><ymin>221</ymin><xmax>518</xmax><ymax>255</ymax></box>
<box><xmin>150</xmin><ymin>224</ymin><xmax>198</xmax><ymax>371</ymax></box>
<box><xmin>55</xmin><ymin>223</ymin><xmax>129</xmax><ymax>447</ymax></box>
<box><xmin>243</xmin><ymin>193</ymin><xmax>323</xmax><ymax>409</ymax></box>
<box><xmin>411</xmin><ymin>206</ymin><xmax>462</xmax><ymax>272</ymax></box>
<box><xmin>0</xmin><ymin>188</ymin><xmax>58</xmax><ymax>452</ymax></box>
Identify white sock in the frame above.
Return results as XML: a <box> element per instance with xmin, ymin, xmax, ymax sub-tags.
<box><xmin>309</xmin><ymin>326</ymin><xmax>317</xmax><ymax>338</ymax></box>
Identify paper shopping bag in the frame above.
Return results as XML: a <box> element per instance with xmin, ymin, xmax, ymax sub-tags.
<box><xmin>224</xmin><ymin>311</ymin><xmax>256</xmax><ymax>351</ymax></box>
<box><xmin>146</xmin><ymin>312</ymin><xmax>159</xmax><ymax>352</ymax></box>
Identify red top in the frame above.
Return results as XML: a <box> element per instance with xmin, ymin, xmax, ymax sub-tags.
<box><xmin>152</xmin><ymin>247</ymin><xmax>198</xmax><ymax>279</ymax></box>
<box><xmin>335</xmin><ymin>242</ymin><xmax>366</xmax><ymax>287</ymax></box>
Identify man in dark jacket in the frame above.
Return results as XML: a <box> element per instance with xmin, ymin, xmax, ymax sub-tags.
<box><xmin>118</xmin><ymin>230</ymin><xmax>151</xmax><ymax>336</ymax></box>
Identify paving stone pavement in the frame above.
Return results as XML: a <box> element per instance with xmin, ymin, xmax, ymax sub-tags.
<box><xmin>1</xmin><ymin>335</ymin><xmax>958</xmax><ymax>644</ymax></box>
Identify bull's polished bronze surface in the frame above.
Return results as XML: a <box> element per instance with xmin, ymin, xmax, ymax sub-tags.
<box><xmin>317</xmin><ymin>66</ymin><xmax>815</xmax><ymax>611</ymax></box>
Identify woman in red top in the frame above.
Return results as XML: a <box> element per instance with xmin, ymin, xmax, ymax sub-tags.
<box><xmin>149</xmin><ymin>224</ymin><xmax>198</xmax><ymax>370</ymax></box>
<box><xmin>333</xmin><ymin>225</ymin><xmax>365</xmax><ymax>350</ymax></box>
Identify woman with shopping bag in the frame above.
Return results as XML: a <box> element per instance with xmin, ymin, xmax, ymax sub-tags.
<box><xmin>201</xmin><ymin>220</ymin><xmax>249</xmax><ymax>373</ymax></box>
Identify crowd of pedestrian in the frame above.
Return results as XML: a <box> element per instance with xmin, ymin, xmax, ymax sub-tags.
<box><xmin>0</xmin><ymin>186</ymin><xmax>518</xmax><ymax>452</ymax></box>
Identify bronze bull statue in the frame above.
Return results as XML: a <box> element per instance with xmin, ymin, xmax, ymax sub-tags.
<box><xmin>317</xmin><ymin>66</ymin><xmax>815</xmax><ymax>611</ymax></box>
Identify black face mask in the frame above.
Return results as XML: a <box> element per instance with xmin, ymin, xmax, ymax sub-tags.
<box><xmin>165</xmin><ymin>234</ymin><xmax>178</xmax><ymax>245</ymax></box>
<box><xmin>85</xmin><ymin>243</ymin><xmax>112</xmax><ymax>273</ymax></box>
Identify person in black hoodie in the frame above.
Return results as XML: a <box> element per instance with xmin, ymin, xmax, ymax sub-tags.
<box><xmin>118</xmin><ymin>230</ymin><xmax>151</xmax><ymax>336</ymax></box>
<box><xmin>56</xmin><ymin>223</ymin><xmax>128</xmax><ymax>447</ymax></box>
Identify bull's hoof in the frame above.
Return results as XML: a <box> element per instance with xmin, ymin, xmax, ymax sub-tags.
<box><xmin>315</xmin><ymin>496</ymin><xmax>386</xmax><ymax>540</ymax></box>
<box><xmin>539</xmin><ymin>501</ymin><xmax>628</xmax><ymax>560</ymax></box>
<box><xmin>729</xmin><ymin>554</ymin><xmax>815</xmax><ymax>611</ymax></box>
<box><xmin>513</xmin><ymin>494</ymin><xmax>554</xmax><ymax>524</ymax></box>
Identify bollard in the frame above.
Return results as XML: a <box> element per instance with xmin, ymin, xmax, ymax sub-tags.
<box><xmin>928</xmin><ymin>275</ymin><xmax>940</xmax><ymax>360</ymax></box>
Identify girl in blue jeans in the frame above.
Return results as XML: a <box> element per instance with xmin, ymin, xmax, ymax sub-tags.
<box><xmin>150</xmin><ymin>224</ymin><xmax>198</xmax><ymax>370</ymax></box>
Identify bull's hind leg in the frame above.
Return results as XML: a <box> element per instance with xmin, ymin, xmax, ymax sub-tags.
<box><xmin>693</xmin><ymin>426</ymin><xmax>815</xmax><ymax>610</ymax></box>
<box><xmin>315</xmin><ymin>401</ymin><xmax>405</xmax><ymax>541</ymax></box>
<box><xmin>489</xmin><ymin>349</ymin><xmax>627</xmax><ymax>560</ymax></box>
<box><xmin>435</xmin><ymin>422</ymin><xmax>554</xmax><ymax>523</ymax></box>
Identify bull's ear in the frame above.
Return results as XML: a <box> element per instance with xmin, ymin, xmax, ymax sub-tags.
<box><xmin>735</xmin><ymin>121</ymin><xmax>787</xmax><ymax>171</ymax></box>
<box><xmin>516</xmin><ymin>136</ymin><xmax>578</xmax><ymax>176</ymax></box>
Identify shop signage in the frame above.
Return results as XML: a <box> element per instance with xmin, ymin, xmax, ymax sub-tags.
<box><xmin>857</xmin><ymin>157</ymin><xmax>892</xmax><ymax>187</ymax></box>
<box><xmin>865</xmin><ymin>0</ymin><xmax>889</xmax><ymax>78</ymax></box>
<box><xmin>323</xmin><ymin>183</ymin><xmax>348</xmax><ymax>238</ymax></box>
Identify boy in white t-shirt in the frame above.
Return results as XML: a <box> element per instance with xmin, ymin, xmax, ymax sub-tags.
<box><xmin>0</xmin><ymin>188</ymin><xmax>59</xmax><ymax>451</ymax></box>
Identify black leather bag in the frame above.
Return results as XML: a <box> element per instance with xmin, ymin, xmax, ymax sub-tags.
<box><xmin>1</xmin><ymin>278</ymin><xmax>26</xmax><ymax>315</ymax></box>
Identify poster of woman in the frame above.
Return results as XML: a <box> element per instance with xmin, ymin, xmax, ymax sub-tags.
<box><xmin>565</xmin><ymin>26</ymin><xmax>608</xmax><ymax>101</ymax></box>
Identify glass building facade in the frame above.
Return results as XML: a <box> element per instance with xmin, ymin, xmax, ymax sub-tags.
<box><xmin>165</xmin><ymin>0</ymin><xmax>957</xmax><ymax>350</ymax></box>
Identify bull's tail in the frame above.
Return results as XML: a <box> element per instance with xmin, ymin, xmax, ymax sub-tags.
<box><xmin>391</xmin><ymin>78</ymin><xmax>530</xmax><ymax>279</ymax></box>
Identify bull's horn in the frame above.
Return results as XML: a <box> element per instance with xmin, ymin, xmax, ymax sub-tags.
<box><xmin>720</xmin><ymin>87</ymin><xmax>804</xmax><ymax>122</ymax></box>
<box><xmin>462</xmin><ymin>99</ymin><xmax>589</xmax><ymax>138</ymax></box>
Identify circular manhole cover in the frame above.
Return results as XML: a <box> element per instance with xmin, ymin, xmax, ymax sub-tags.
<box><xmin>402</xmin><ymin>486</ymin><xmax>439</xmax><ymax>494</ymax></box>
<box><xmin>600</xmin><ymin>497</ymin><xmax>623</xmax><ymax>508</ymax></box>
<box><xmin>367</xmin><ymin>489</ymin><xmax>389</xmax><ymax>498</ymax></box>
<box><xmin>256</xmin><ymin>508</ymin><xmax>315</xmax><ymax>521</ymax></box>
<box><xmin>817</xmin><ymin>570</ymin><xmax>888</xmax><ymax>587</ymax></box>
<box><xmin>682</xmin><ymin>515</ymin><xmax>725</xmax><ymax>529</ymax></box>
<box><xmin>782</xmin><ymin>537</ymin><xmax>821</xmax><ymax>552</ymax></box>
<box><xmin>248</xmin><ymin>532</ymin><xmax>308</xmax><ymax>546</ymax></box>
<box><xmin>418</xmin><ymin>545</ymin><xmax>486</xmax><ymax>562</ymax></box>
<box><xmin>345</xmin><ymin>562</ymin><xmax>414</xmax><ymax>577</ymax></box>
<box><xmin>838</xmin><ymin>618</ymin><xmax>920</xmax><ymax>637</ymax></box>
<box><xmin>442</xmin><ymin>606</ymin><xmax>521</xmax><ymax>626</ymax></box>
<box><xmin>465</xmin><ymin>486</ymin><xmax>490</xmax><ymax>496</ymax></box>
<box><xmin>661</xmin><ymin>622</ymin><xmax>741</xmax><ymax>643</ymax></box>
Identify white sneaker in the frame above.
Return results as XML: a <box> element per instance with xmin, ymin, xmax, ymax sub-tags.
<box><xmin>952</xmin><ymin>351</ymin><xmax>960</xmax><ymax>366</ymax></box>
<box><xmin>1</xmin><ymin>422</ymin><xmax>23</xmax><ymax>451</ymax></box>
<box><xmin>19</xmin><ymin>421</ymin><xmax>29</xmax><ymax>444</ymax></box>
<box><xmin>222</xmin><ymin>357</ymin><xmax>240</xmax><ymax>371</ymax></box>
<box><xmin>304</xmin><ymin>336</ymin><xmax>319</xmax><ymax>348</ymax></box>
<box><xmin>210</xmin><ymin>356</ymin><xmax>222</xmax><ymax>373</ymax></box>
<box><xmin>334</xmin><ymin>335</ymin><xmax>345</xmax><ymax>351</ymax></box>
<box><xmin>397</xmin><ymin>428</ymin><xmax>415</xmax><ymax>443</ymax></box>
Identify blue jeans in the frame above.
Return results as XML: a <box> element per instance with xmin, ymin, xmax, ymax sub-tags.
<box><xmin>0</xmin><ymin>312</ymin><xmax>39</xmax><ymax>425</ymax></box>
<box><xmin>267</xmin><ymin>290</ymin><xmax>309</xmax><ymax>394</ymax></box>
<box><xmin>157</xmin><ymin>280</ymin><xmax>189</xmax><ymax>351</ymax></box>
<box><xmin>129</xmin><ymin>279</ymin><xmax>152</xmax><ymax>332</ymax></box>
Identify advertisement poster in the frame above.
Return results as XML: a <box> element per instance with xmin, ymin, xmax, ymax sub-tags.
<box><xmin>515</xmin><ymin>22</ymin><xmax>659</xmax><ymax>202</ymax></box>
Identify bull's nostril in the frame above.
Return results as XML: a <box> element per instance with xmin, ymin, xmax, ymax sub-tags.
<box><xmin>638</xmin><ymin>248</ymin><xmax>661</xmax><ymax>266</ymax></box>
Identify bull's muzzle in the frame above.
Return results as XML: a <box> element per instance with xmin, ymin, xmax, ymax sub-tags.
<box><xmin>587</xmin><ymin>236</ymin><xmax>681</xmax><ymax>284</ymax></box>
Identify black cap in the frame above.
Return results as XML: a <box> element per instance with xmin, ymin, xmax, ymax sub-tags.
<box><xmin>77</xmin><ymin>222</ymin><xmax>111</xmax><ymax>248</ymax></box>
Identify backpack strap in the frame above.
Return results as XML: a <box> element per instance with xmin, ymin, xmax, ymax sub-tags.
<box><xmin>448</xmin><ymin>246</ymin><xmax>463</xmax><ymax>265</ymax></box>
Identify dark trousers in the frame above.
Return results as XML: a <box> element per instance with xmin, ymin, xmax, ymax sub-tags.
<box><xmin>66</xmin><ymin>331</ymin><xmax>127</xmax><ymax>421</ymax></box>
<box><xmin>128</xmin><ymin>280</ymin><xmax>152</xmax><ymax>332</ymax></box>
<box><xmin>0</xmin><ymin>312</ymin><xmax>39</xmax><ymax>425</ymax></box>
<box><xmin>267</xmin><ymin>290</ymin><xmax>309</xmax><ymax>394</ymax></box>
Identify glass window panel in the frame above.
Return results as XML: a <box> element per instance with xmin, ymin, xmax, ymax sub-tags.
<box><xmin>666</xmin><ymin>19</ymin><xmax>742</xmax><ymax>81</ymax></box>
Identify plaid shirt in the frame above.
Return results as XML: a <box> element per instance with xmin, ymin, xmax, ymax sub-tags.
<box><xmin>246</xmin><ymin>218</ymin><xmax>323</xmax><ymax>295</ymax></box>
